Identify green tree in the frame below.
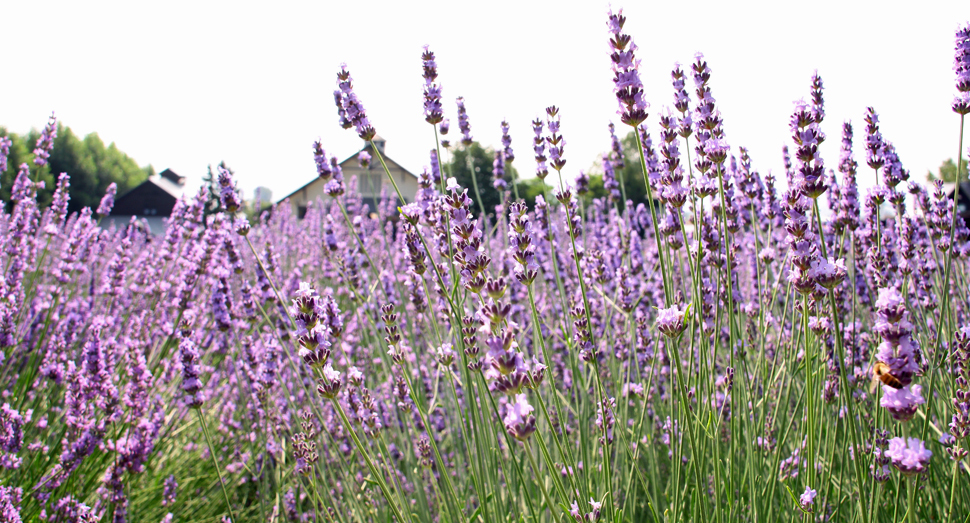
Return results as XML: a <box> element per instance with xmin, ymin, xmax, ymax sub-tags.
<box><xmin>443</xmin><ymin>142</ymin><xmax>518</xmax><ymax>219</ymax></box>
<box><xmin>1</xmin><ymin>123</ymin><xmax>153</xmax><ymax>213</ymax></box>
<box><xmin>927</xmin><ymin>157</ymin><xmax>968</xmax><ymax>183</ymax></box>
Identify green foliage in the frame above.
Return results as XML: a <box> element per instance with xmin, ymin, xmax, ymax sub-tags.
<box><xmin>443</xmin><ymin>142</ymin><xmax>518</xmax><ymax>218</ymax></box>
<box><xmin>516</xmin><ymin>177</ymin><xmax>549</xmax><ymax>208</ymax></box>
<box><xmin>610</xmin><ymin>130</ymin><xmax>652</xmax><ymax>210</ymax></box>
<box><xmin>0</xmin><ymin>123</ymin><xmax>153</xmax><ymax>213</ymax></box>
<box><xmin>927</xmin><ymin>157</ymin><xmax>968</xmax><ymax>183</ymax></box>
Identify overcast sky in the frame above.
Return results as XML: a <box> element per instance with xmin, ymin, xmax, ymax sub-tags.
<box><xmin>3</xmin><ymin>0</ymin><xmax>967</xmax><ymax>202</ymax></box>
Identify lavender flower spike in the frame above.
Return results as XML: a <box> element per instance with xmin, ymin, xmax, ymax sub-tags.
<box><xmin>422</xmin><ymin>45</ymin><xmax>444</xmax><ymax>124</ymax></box>
<box><xmin>501</xmin><ymin>120</ymin><xmax>515</xmax><ymax>163</ymax></box>
<box><xmin>0</xmin><ymin>136</ymin><xmax>11</xmax><ymax>174</ymax></box>
<box><xmin>607</xmin><ymin>8</ymin><xmax>648</xmax><ymax>126</ymax></box>
<box><xmin>336</xmin><ymin>64</ymin><xmax>377</xmax><ymax>141</ymax></box>
<box><xmin>217</xmin><ymin>164</ymin><xmax>241</xmax><ymax>213</ymax></box>
<box><xmin>953</xmin><ymin>23</ymin><xmax>970</xmax><ymax>115</ymax></box>
<box><xmin>178</xmin><ymin>333</ymin><xmax>204</xmax><ymax>409</ymax></box>
<box><xmin>94</xmin><ymin>183</ymin><xmax>117</xmax><ymax>216</ymax></box>
<box><xmin>33</xmin><ymin>112</ymin><xmax>57</xmax><ymax>167</ymax></box>
<box><xmin>457</xmin><ymin>97</ymin><xmax>473</xmax><ymax>145</ymax></box>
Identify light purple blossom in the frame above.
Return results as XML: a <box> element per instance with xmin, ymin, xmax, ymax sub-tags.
<box><xmin>885</xmin><ymin>437</ymin><xmax>932</xmax><ymax>474</ymax></box>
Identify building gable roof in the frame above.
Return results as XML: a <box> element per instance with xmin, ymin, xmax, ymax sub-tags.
<box><xmin>278</xmin><ymin>144</ymin><xmax>418</xmax><ymax>203</ymax></box>
<box><xmin>111</xmin><ymin>169</ymin><xmax>186</xmax><ymax>216</ymax></box>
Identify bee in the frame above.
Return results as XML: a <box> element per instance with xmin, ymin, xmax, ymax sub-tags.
<box><xmin>872</xmin><ymin>361</ymin><xmax>904</xmax><ymax>390</ymax></box>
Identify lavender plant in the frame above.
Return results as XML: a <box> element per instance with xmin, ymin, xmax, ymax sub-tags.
<box><xmin>0</xmin><ymin>11</ymin><xmax>969</xmax><ymax>523</ymax></box>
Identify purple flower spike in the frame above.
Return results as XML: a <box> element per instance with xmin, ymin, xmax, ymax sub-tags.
<box><xmin>0</xmin><ymin>136</ymin><xmax>11</xmax><ymax>174</ymax></box>
<box><xmin>532</xmin><ymin>118</ymin><xmax>549</xmax><ymax>180</ymax></box>
<box><xmin>422</xmin><ymin>45</ymin><xmax>444</xmax><ymax>124</ymax></box>
<box><xmin>508</xmin><ymin>201</ymin><xmax>539</xmax><ymax>285</ymax></box>
<box><xmin>178</xmin><ymin>333</ymin><xmax>204</xmax><ymax>409</ymax></box>
<box><xmin>607</xmin><ymin>8</ymin><xmax>648</xmax><ymax>126</ymax></box>
<box><xmin>885</xmin><ymin>437</ymin><xmax>932</xmax><ymax>474</ymax></box>
<box><xmin>313</xmin><ymin>141</ymin><xmax>332</xmax><ymax>181</ymax></box>
<box><xmin>217</xmin><ymin>164</ymin><xmax>241</xmax><ymax>213</ymax></box>
<box><xmin>457</xmin><ymin>97</ymin><xmax>473</xmax><ymax>145</ymax></box>
<box><xmin>358</xmin><ymin>150</ymin><xmax>372</xmax><ymax>169</ymax></box>
<box><xmin>336</xmin><ymin>64</ymin><xmax>377</xmax><ymax>141</ymax></box>
<box><xmin>492</xmin><ymin>150</ymin><xmax>507</xmax><ymax>190</ymax></box>
<box><xmin>501</xmin><ymin>120</ymin><xmax>515</xmax><ymax>163</ymax></box>
<box><xmin>954</xmin><ymin>23</ymin><xmax>970</xmax><ymax>114</ymax></box>
<box><xmin>96</xmin><ymin>183</ymin><xmax>117</xmax><ymax>217</ymax></box>
<box><xmin>33</xmin><ymin>112</ymin><xmax>57</xmax><ymax>167</ymax></box>
<box><xmin>545</xmin><ymin>106</ymin><xmax>566</xmax><ymax>171</ymax></box>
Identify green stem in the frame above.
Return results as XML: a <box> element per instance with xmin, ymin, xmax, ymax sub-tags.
<box><xmin>196</xmin><ymin>408</ymin><xmax>236</xmax><ymax>523</ymax></box>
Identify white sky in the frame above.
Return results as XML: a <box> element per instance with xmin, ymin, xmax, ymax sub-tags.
<box><xmin>3</xmin><ymin>0</ymin><xmax>968</xmax><ymax>202</ymax></box>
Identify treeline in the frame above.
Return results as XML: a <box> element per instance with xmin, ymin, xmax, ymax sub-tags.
<box><xmin>1</xmin><ymin>122</ymin><xmax>154</xmax><ymax>213</ymax></box>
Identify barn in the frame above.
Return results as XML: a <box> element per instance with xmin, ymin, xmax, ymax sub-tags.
<box><xmin>105</xmin><ymin>168</ymin><xmax>187</xmax><ymax>234</ymax></box>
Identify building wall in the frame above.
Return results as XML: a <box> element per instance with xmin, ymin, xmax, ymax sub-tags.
<box><xmin>286</xmin><ymin>152</ymin><xmax>418</xmax><ymax>217</ymax></box>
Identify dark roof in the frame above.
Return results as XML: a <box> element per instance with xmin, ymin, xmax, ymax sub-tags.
<box><xmin>110</xmin><ymin>170</ymin><xmax>186</xmax><ymax>216</ymax></box>
<box><xmin>159</xmin><ymin>168</ymin><xmax>186</xmax><ymax>185</ymax></box>
<box><xmin>278</xmin><ymin>144</ymin><xmax>416</xmax><ymax>203</ymax></box>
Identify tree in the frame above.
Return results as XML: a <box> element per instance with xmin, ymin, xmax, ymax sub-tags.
<box><xmin>442</xmin><ymin>142</ymin><xmax>518</xmax><ymax>219</ymax></box>
<box><xmin>0</xmin><ymin>123</ymin><xmax>153</xmax><ymax>213</ymax></box>
<box><xmin>927</xmin><ymin>157</ymin><xmax>968</xmax><ymax>183</ymax></box>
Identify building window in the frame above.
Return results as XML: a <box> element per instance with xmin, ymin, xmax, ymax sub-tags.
<box><xmin>298</xmin><ymin>206</ymin><xmax>308</xmax><ymax>219</ymax></box>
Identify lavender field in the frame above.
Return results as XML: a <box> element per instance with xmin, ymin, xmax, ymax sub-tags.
<box><xmin>2</xmin><ymin>8</ymin><xmax>970</xmax><ymax>523</ymax></box>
